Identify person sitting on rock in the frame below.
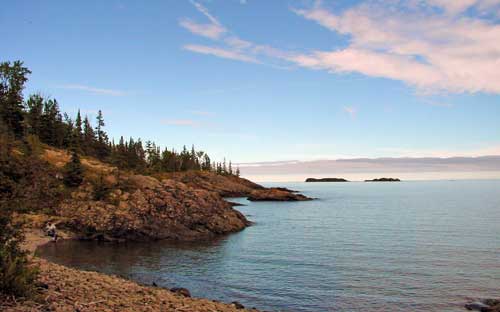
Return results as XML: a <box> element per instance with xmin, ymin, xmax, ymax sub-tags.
<box><xmin>45</xmin><ymin>222</ymin><xmax>58</xmax><ymax>242</ymax></box>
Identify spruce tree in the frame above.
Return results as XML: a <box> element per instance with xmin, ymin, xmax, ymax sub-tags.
<box><xmin>73</xmin><ymin>109</ymin><xmax>83</xmax><ymax>147</ymax></box>
<box><xmin>82</xmin><ymin>116</ymin><xmax>95</xmax><ymax>155</ymax></box>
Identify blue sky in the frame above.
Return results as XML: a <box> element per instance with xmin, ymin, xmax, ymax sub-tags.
<box><xmin>2</xmin><ymin>0</ymin><xmax>500</xmax><ymax>164</ymax></box>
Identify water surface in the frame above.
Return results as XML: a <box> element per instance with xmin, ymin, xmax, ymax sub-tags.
<box><xmin>38</xmin><ymin>180</ymin><xmax>500</xmax><ymax>311</ymax></box>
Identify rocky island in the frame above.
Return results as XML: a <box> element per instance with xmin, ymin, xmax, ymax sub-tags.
<box><xmin>305</xmin><ymin>177</ymin><xmax>349</xmax><ymax>182</ymax></box>
<box><xmin>365</xmin><ymin>177</ymin><xmax>401</xmax><ymax>182</ymax></box>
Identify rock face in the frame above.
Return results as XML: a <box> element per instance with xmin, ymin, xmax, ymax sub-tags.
<box><xmin>57</xmin><ymin>174</ymin><xmax>249</xmax><ymax>241</ymax></box>
<box><xmin>365</xmin><ymin>177</ymin><xmax>401</xmax><ymax>182</ymax></box>
<box><xmin>162</xmin><ymin>171</ymin><xmax>312</xmax><ymax>201</ymax></box>
<box><xmin>305</xmin><ymin>178</ymin><xmax>349</xmax><ymax>182</ymax></box>
<box><xmin>160</xmin><ymin>171</ymin><xmax>264</xmax><ymax>197</ymax></box>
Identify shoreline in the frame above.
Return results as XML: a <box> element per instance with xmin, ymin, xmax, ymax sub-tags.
<box><xmin>2</xmin><ymin>228</ymin><xmax>258</xmax><ymax>312</ymax></box>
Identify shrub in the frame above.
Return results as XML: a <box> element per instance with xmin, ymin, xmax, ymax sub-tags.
<box><xmin>63</xmin><ymin>150</ymin><xmax>84</xmax><ymax>187</ymax></box>
<box><xmin>93</xmin><ymin>174</ymin><xmax>110</xmax><ymax>201</ymax></box>
<box><xmin>0</xmin><ymin>211</ymin><xmax>39</xmax><ymax>298</ymax></box>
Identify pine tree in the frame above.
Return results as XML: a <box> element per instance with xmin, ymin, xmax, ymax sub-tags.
<box><xmin>236</xmin><ymin>167</ymin><xmax>241</xmax><ymax>177</ymax></box>
<box><xmin>63</xmin><ymin>150</ymin><xmax>84</xmax><ymax>187</ymax></box>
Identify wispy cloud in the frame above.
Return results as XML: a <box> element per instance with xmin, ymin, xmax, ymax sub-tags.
<box><xmin>377</xmin><ymin>144</ymin><xmax>500</xmax><ymax>158</ymax></box>
<box><xmin>180</xmin><ymin>1</ymin><xmax>290</xmax><ymax>67</ymax></box>
<box><xmin>57</xmin><ymin>84</ymin><xmax>127</xmax><ymax>96</ymax></box>
<box><xmin>179</xmin><ymin>19</ymin><xmax>226</xmax><ymax>40</ymax></box>
<box><xmin>161</xmin><ymin>119</ymin><xmax>201</xmax><ymax>127</ymax></box>
<box><xmin>183</xmin><ymin>44</ymin><xmax>260</xmax><ymax>63</ymax></box>
<box><xmin>179</xmin><ymin>0</ymin><xmax>226</xmax><ymax>39</ymax></box>
<box><xmin>343</xmin><ymin>106</ymin><xmax>358</xmax><ymax>118</ymax></box>
<box><xmin>179</xmin><ymin>0</ymin><xmax>500</xmax><ymax>95</ymax></box>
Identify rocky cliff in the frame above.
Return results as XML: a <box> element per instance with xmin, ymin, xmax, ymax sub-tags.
<box><xmin>57</xmin><ymin>174</ymin><xmax>249</xmax><ymax>241</ymax></box>
<box><xmin>39</xmin><ymin>148</ymin><xmax>311</xmax><ymax>242</ymax></box>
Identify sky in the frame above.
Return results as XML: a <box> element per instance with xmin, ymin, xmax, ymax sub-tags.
<box><xmin>2</xmin><ymin>0</ymin><xmax>500</xmax><ymax>180</ymax></box>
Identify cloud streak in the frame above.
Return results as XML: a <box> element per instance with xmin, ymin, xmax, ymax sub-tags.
<box><xmin>179</xmin><ymin>0</ymin><xmax>226</xmax><ymax>39</ymax></box>
<box><xmin>161</xmin><ymin>119</ymin><xmax>201</xmax><ymax>127</ymax></box>
<box><xmin>57</xmin><ymin>84</ymin><xmax>127</xmax><ymax>96</ymax></box>
<box><xmin>183</xmin><ymin>44</ymin><xmax>260</xmax><ymax>63</ymax></box>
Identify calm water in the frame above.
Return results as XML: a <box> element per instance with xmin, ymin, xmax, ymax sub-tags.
<box><xmin>38</xmin><ymin>180</ymin><xmax>500</xmax><ymax>311</ymax></box>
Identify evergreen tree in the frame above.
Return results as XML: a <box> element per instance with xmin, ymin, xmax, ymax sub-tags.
<box><xmin>82</xmin><ymin>116</ymin><xmax>95</xmax><ymax>155</ymax></box>
<box><xmin>63</xmin><ymin>150</ymin><xmax>84</xmax><ymax>187</ymax></box>
<box><xmin>94</xmin><ymin>110</ymin><xmax>110</xmax><ymax>159</ymax></box>
<box><xmin>236</xmin><ymin>167</ymin><xmax>240</xmax><ymax>177</ymax></box>
<box><xmin>73</xmin><ymin>109</ymin><xmax>83</xmax><ymax>147</ymax></box>
<box><xmin>222</xmin><ymin>158</ymin><xmax>227</xmax><ymax>175</ymax></box>
<box><xmin>0</xmin><ymin>61</ymin><xmax>31</xmax><ymax>138</ymax></box>
<box><xmin>0</xmin><ymin>134</ymin><xmax>39</xmax><ymax>297</ymax></box>
<box><xmin>24</xmin><ymin>94</ymin><xmax>44</xmax><ymax>136</ymax></box>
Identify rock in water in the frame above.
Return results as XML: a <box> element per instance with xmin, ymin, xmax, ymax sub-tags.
<box><xmin>465</xmin><ymin>301</ymin><xmax>489</xmax><ymax>311</ymax></box>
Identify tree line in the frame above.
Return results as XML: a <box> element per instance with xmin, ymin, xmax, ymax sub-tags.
<box><xmin>0</xmin><ymin>60</ymin><xmax>240</xmax><ymax>177</ymax></box>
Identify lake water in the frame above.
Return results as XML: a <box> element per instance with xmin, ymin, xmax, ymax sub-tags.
<box><xmin>38</xmin><ymin>180</ymin><xmax>500</xmax><ymax>311</ymax></box>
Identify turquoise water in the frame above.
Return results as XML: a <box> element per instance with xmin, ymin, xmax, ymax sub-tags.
<box><xmin>38</xmin><ymin>180</ymin><xmax>500</xmax><ymax>311</ymax></box>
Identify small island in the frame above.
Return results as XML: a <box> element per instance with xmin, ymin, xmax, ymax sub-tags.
<box><xmin>305</xmin><ymin>178</ymin><xmax>349</xmax><ymax>182</ymax></box>
<box><xmin>365</xmin><ymin>178</ymin><xmax>401</xmax><ymax>182</ymax></box>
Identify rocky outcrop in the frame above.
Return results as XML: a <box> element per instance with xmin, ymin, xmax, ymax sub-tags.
<box><xmin>57</xmin><ymin>174</ymin><xmax>249</xmax><ymax>241</ymax></box>
<box><xmin>160</xmin><ymin>171</ymin><xmax>264</xmax><ymax>197</ymax></box>
<box><xmin>247</xmin><ymin>188</ymin><xmax>312</xmax><ymax>201</ymax></box>
<box><xmin>162</xmin><ymin>171</ymin><xmax>312</xmax><ymax>201</ymax></box>
<box><xmin>305</xmin><ymin>178</ymin><xmax>349</xmax><ymax>182</ymax></box>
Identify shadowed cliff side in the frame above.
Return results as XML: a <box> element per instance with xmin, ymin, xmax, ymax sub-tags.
<box><xmin>38</xmin><ymin>148</ymin><xmax>249</xmax><ymax>241</ymax></box>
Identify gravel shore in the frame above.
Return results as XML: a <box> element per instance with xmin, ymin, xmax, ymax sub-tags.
<box><xmin>1</xmin><ymin>230</ymin><xmax>257</xmax><ymax>312</ymax></box>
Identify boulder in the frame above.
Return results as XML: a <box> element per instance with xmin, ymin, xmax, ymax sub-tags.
<box><xmin>170</xmin><ymin>287</ymin><xmax>191</xmax><ymax>297</ymax></box>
